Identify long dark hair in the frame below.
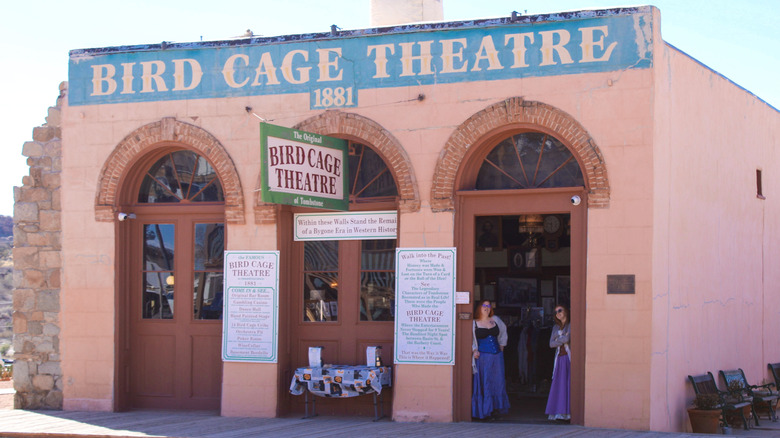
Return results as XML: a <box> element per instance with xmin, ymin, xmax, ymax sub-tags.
<box><xmin>553</xmin><ymin>305</ymin><xmax>569</xmax><ymax>328</ymax></box>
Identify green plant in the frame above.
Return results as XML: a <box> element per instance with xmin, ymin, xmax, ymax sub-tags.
<box><xmin>693</xmin><ymin>393</ymin><xmax>721</xmax><ymax>410</ymax></box>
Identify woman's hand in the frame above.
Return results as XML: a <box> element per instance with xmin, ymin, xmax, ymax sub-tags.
<box><xmin>473</xmin><ymin>350</ymin><xmax>480</xmax><ymax>359</ymax></box>
<box><xmin>500</xmin><ymin>345</ymin><xmax>504</xmax><ymax>352</ymax></box>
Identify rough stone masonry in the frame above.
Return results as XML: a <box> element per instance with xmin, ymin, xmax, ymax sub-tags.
<box><xmin>12</xmin><ymin>82</ymin><xmax>65</xmax><ymax>409</ymax></box>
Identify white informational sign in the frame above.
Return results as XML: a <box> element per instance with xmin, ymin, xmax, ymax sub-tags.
<box><xmin>394</xmin><ymin>248</ymin><xmax>456</xmax><ymax>365</ymax></box>
<box><xmin>222</xmin><ymin>251</ymin><xmax>279</xmax><ymax>363</ymax></box>
<box><xmin>294</xmin><ymin>211</ymin><xmax>397</xmax><ymax>241</ymax></box>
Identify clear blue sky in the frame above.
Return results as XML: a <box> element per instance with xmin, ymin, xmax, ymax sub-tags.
<box><xmin>1</xmin><ymin>0</ymin><xmax>777</xmax><ymax>217</ymax></box>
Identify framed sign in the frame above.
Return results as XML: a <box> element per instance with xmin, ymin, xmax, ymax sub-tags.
<box><xmin>394</xmin><ymin>248</ymin><xmax>456</xmax><ymax>365</ymax></box>
<box><xmin>260</xmin><ymin>122</ymin><xmax>349</xmax><ymax>211</ymax></box>
<box><xmin>222</xmin><ymin>251</ymin><xmax>280</xmax><ymax>363</ymax></box>
<box><xmin>294</xmin><ymin>211</ymin><xmax>397</xmax><ymax>241</ymax></box>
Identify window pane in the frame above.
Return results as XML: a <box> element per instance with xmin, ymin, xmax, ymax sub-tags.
<box><xmin>360</xmin><ymin>272</ymin><xmax>394</xmax><ymax>321</ymax></box>
<box><xmin>361</xmin><ymin>239</ymin><xmax>395</xmax><ymax>270</ymax></box>
<box><xmin>138</xmin><ymin>174</ymin><xmax>181</xmax><ymax>203</ymax></box>
<box><xmin>304</xmin><ymin>241</ymin><xmax>338</xmax><ymax>271</ymax></box>
<box><xmin>475</xmin><ymin>132</ymin><xmax>584</xmax><ymax>190</ymax></box>
<box><xmin>349</xmin><ymin>143</ymin><xmax>398</xmax><ymax>199</ymax></box>
<box><xmin>189</xmin><ymin>178</ymin><xmax>225</xmax><ymax>202</ymax></box>
<box><xmin>193</xmin><ymin>272</ymin><xmax>223</xmax><ymax>320</ymax></box>
<box><xmin>144</xmin><ymin>224</ymin><xmax>175</xmax><ymax>271</ymax></box>
<box><xmin>143</xmin><ymin>271</ymin><xmax>174</xmax><ymax>319</ymax></box>
<box><xmin>193</xmin><ymin>223</ymin><xmax>224</xmax><ymax>320</ymax></box>
<box><xmin>360</xmin><ymin>239</ymin><xmax>395</xmax><ymax>321</ymax></box>
<box><xmin>303</xmin><ymin>272</ymin><xmax>338</xmax><ymax>322</ymax></box>
<box><xmin>138</xmin><ymin>151</ymin><xmax>224</xmax><ymax>203</ymax></box>
<box><xmin>194</xmin><ymin>223</ymin><xmax>224</xmax><ymax>270</ymax></box>
<box><xmin>139</xmin><ymin>155</ymin><xmax>182</xmax><ymax>203</ymax></box>
<box><xmin>303</xmin><ymin>240</ymin><xmax>339</xmax><ymax>322</ymax></box>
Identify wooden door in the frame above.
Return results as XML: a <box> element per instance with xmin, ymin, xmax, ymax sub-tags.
<box><xmin>127</xmin><ymin>211</ymin><xmax>224</xmax><ymax>410</ymax></box>
<box><xmin>454</xmin><ymin>188</ymin><xmax>586</xmax><ymax>423</ymax></box>
<box><xmin>288</xmin><ymin>237</ymin><xmax>395</xmax><ymax>416</ymax></box>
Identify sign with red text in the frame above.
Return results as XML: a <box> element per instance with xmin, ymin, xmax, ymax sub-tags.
<box><xmin>260</xmin><ymin>122</ymin><xmax>349</xmax><ymax>211</ymax></box>
<box><xmin>394</xmin><ymin>248</ymin><xmax>456</xmax><ymax>365</ymax></box>
<box><xmin>222</xmin><ymin>251</ymin><xmax>279</xmax><ymax>363</ymax></box>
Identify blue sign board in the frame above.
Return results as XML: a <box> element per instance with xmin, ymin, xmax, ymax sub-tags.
<box><xmin>68</xmin><ymin>10</ymin><xmax>652</xmax><ymax>108</ymax></box>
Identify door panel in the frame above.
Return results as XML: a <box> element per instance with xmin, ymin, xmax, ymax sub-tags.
<box><xmin>133</xmin><ymin>334</ymin><xmax>176</xmax><ymax>397</ymax></box>
<box><xmin>128</xmin><ymin>213</ymin><xmax>223</xmax><ymax>410</ymax></box>
<box><xmin>191</xmin><ymin>335</ymin><xmax>222</xmax><ymax>398</ymax></box>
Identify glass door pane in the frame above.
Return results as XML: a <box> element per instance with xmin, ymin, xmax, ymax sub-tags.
<box><xmin>303</xmin><ymin>241</ymin><xmax>339</xmax><ymax>322</ymax></box>
<box><xmin>360</xmin><ymin>239</ymin><xmax>396</xmax><ymax>321</ymax></box>
<box><xmin>193</xmin><ymin>223</ymin><xmax>225</xmax><ymax>320</ymax></box>
<box><xmin>142</xmin><ymin>223</ymin><xmax>175</xmax><ymax>319</ymax></box>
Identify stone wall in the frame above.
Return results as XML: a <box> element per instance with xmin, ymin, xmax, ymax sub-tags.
<box><xmin>12</xmin><ymin>82</ymin><xmax>65</xmax><ymax>409</ymax></box>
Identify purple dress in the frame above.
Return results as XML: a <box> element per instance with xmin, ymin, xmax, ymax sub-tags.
<box><xmin>545</xmin><ymin>323</ymin><xmax>571</xmax><ymax>420</ymax></box>
<box><xmin>472</xmin><ymin>324</ymin><xmax>510</xmax><ymax>419</ymax></box>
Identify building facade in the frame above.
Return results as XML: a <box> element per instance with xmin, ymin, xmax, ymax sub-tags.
<box><xmin>13</xmin><ymin>5</ymin><xmax>780</xmax><ymax>432</ymax></box>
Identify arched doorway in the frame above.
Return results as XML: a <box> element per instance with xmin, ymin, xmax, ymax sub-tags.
<box><xmin>451</xmin><ymin>125</ymin><xmax>594</xmax><ymax>423</ymax></box>
<box><xmin>118</xmin><ymin>149</ymin><xmax>226</xmax><ymax>410</ymax></box>
<box><xmin>284</xmin><ymin>140</ymin><xmax>400</xmax><ymax>417</ymax></box>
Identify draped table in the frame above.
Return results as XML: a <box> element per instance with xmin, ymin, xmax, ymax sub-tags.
<box><xmin>289</xmin><ymin>365</ymin><xmax>392</xmax><ymax>420</ymax></box>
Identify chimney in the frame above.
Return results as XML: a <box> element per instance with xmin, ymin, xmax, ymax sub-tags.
<box><xmin>370</xmin><ymin>0</ymin><xmax>443</xmax><ymax>26</ymax></box>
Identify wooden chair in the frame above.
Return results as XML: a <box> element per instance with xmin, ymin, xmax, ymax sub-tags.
<box><xmin>719</xmin><ymin>368</ymin><xmax>778</xmax><ymax>425</ymax></box>
<box><xmin>689</xmin><ymin>372</ymin><xmax>752</xmax><ymax>430</ymax></box>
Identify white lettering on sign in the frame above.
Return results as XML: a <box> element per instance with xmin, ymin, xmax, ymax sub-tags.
<box><xmin>87</xmin><ymin>25</ymin><xmax>624</xmax><ymax>97</ymax></box>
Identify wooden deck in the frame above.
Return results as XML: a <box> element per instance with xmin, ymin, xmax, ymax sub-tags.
<box><xmin>1</xmin><ymin>409</ymin><xmax>780</xmax><ymax>438</ymax></box>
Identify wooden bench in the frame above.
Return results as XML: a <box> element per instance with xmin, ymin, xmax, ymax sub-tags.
<box><xmin>689</xmin><ymin>372</ymin><xmax>752</xmax><ymax>430</ymax></box>
<box><xmin>720</xmin><ymin>368</ymin><xmax>778</xmax><ymax>425</ymax></box>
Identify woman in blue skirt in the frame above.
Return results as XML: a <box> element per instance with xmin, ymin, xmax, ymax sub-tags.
<box><xmin>471</xmin><ymin>299</ymin><xmax>510</xmax><ymax>419</ymax></box>
<box><xmin>545</xmin><ymin>305</ymin><xmax>571</xmax><ymax>421</ymax></box>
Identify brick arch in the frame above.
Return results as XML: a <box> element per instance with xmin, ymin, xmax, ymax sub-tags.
<box><xmin>431</xmin><ymin>97</ymin><xmax>610</xmax><ymax>211</ymax></box>
<box><xmin>95</xmin><ymin>117</ymin><xmax>245</xmax><ymax>224</ymax></box>
<box><xmin>254</xmin><ymin>110</ymin><xmax>420</xmax><ymax>223</ymax></box>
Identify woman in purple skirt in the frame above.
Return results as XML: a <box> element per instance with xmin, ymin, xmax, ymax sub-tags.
<box><xmin>545</xmin><ymin>305</ymin><xmax>571</xmax><ymax>420</ymax></box>
<box><xmin>471</xmin><ymin>300</ymin><xmax>510</xmax><ymax>419</ymax></box>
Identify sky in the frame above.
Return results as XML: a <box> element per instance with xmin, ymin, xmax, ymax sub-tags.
<box><xmin>0</xmin><ymin>0</ymin><xmax>778</xmax><ymax>217</ymax></box>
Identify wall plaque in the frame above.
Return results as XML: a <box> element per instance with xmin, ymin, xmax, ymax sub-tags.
<box><xmin>607</xmin><ymin>274</ymin><xmax>635</xmax><ymax>294</ymax></box>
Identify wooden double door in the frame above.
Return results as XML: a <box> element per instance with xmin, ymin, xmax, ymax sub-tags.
<box><xmin>124</xmin><ymin>209</ymin><xmax>224</xmax><ymax>410</ymax></box>
<box><xmin>288</xmin><ymin>235</ymin><xmax>396</xmax><ymax>416</ymax></box>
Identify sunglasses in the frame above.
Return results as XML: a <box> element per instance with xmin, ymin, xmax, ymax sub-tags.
<box><xmin>555</xmin><ymin>309</ymin><xmax>564</xmax><ymax>314</ymax></box>
<box><xmin>481</xmin><ymin>304</ymin><xmax>491</xmax><ymax>308</ymax></box>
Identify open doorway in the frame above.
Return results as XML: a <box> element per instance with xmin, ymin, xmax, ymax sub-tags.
<box><xmin>454</xmin><ymin>189</ymin><xmax>585</xmax><ymax>424</ymax></box>
<box><xmin>473</xmin><ymin>213</ymin><xmax>570</xmax><ymax>423</ymax></box>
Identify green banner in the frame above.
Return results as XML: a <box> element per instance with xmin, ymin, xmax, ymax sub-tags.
<box><xmin>260</xmin><ymin>122</ymin><xmax>349</xmax><ymax>211</ymax></box>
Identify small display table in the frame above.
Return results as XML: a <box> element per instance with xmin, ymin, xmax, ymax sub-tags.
<box><xmin>289</xmin><ymin>364</ymin><xmax>392</xmax><ymax>420</ymax></box>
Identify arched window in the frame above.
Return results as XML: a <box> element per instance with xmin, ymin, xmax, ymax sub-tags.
<box><xmin>138</xmin><ymin>150</ymin><xmax>224</xmax><ymax>203</ymax></box>
<box><xmin>475</xmin><ymin>132</ymin><xmax>584</xmax><ymax>190</ymax></box>
<box><xmin>348</xmin><ymin>142</ymin><xmax>398</xmax><ymax>203</ymax></box>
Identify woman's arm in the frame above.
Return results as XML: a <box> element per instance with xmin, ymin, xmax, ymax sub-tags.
<box><xmin>494</xmin><ymin>316</ymin><xmax>508</xmax><ymax>351</ymax></box>
<box><xmin>549</xmin><ymin>324</ymin><xmax>570</xmax><ymax>348</ymax></box>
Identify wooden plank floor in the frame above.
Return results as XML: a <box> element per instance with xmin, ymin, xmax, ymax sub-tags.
<box><xmin>0</xmin><ymin>409</ymin><xmax>779</xmax><ymax>438</ymax></box>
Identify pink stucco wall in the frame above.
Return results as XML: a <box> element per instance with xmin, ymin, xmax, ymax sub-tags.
<box><xmin>649</xmin><ymin>41</ymin><xmax>780</xmax><ymax>432</ymax></box>
<box><xmin>60</xmin><ymin>65</ymin><xmax>655</xmax><ymax>420</ymax></box>
<box><xmin>56</xmin><ymin>7</ymin><xmax>779</xmax><ymax>431</ymax></box>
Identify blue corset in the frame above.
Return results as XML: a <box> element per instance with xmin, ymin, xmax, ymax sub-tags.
<box><xmin>477</xmin><ymin>335</ymin><xmax>500</xmax><ymax>354</ymax></box>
